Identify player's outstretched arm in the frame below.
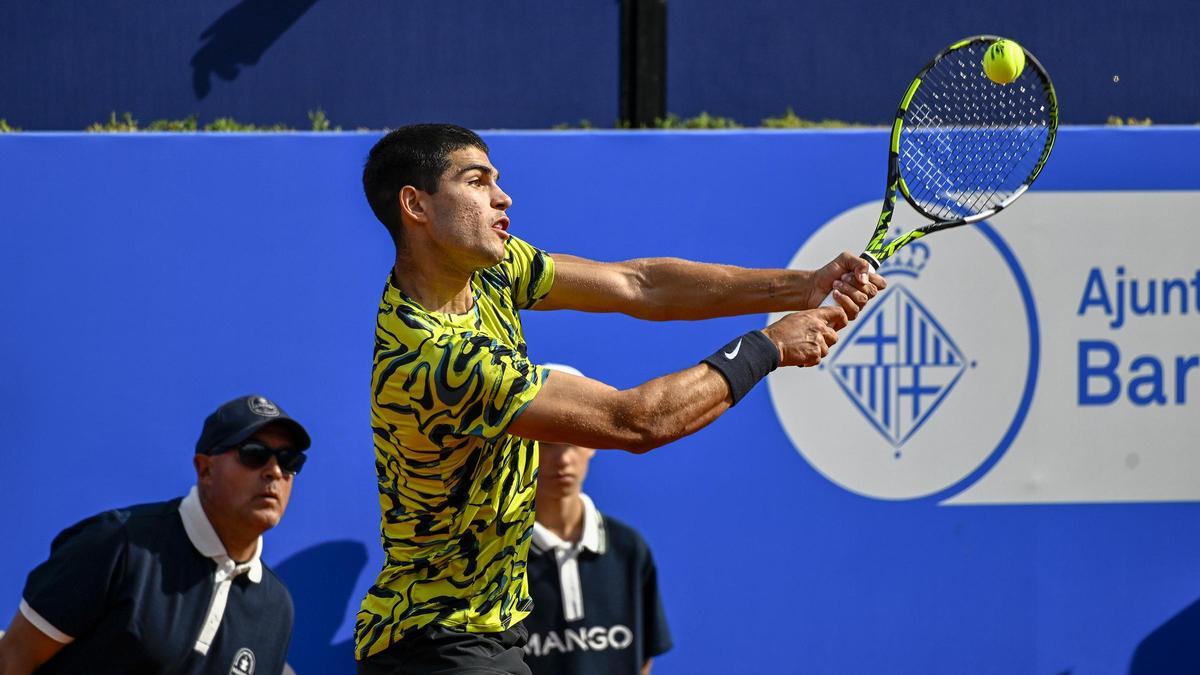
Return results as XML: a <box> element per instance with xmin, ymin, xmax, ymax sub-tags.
<box><xmin>508</xmin><ymin>306</ymin><xmax>847</xmax><ymax>454</ymax></box>
<box><xmin>533</xmin><ymin>252</ymin><xmax>884</xmax><ymax>321</ymax></box>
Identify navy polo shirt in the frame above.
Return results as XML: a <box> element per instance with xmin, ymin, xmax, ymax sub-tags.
<box><xmin>19</xmin><ymin>488</ymin><xmax>293</xmax><ymax>675</ymax></box>
<box><xmin>522</xmin><ymin>495</ymin><xmax>672</xmax><ymax>675</ymax></box>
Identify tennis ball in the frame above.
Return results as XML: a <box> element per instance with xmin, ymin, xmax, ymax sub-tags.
<box><xmin>982</xmin><ymin>39</ymin><xmax>1026</xmax><ymax>84</ymax></box>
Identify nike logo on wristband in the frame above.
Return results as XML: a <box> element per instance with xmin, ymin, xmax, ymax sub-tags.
<box><xmin>724</xmin><ymin>339</ymin><xmax>742</xmax><ymax>360</ymax></box>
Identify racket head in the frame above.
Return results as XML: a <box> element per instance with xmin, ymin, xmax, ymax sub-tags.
<box><xmin>865</xmin><ymin>35</ymin><xmax>1058</xmax><ymax>264</ymax></box>
<box><xmin>896</xmin><ymin>35</ymin><xmax>1058</xmax><ymax>224</ymax></box>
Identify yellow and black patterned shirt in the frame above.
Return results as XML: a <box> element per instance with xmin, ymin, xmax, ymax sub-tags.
<box><xmin>356</xmin><ymin>236</ymin><xmax>556</xmax><ymax>659</ymax></box>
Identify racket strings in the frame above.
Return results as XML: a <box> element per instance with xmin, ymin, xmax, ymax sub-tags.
<box><xmin>902</xmin><ymin>95</ymin><xmax>998</xmax><ymax>212</ymax></box>
<box><xmin>905</xmin><ymin>109</ymin><xmax>1042</xmax><ymax>219</ymax></box>
<box><xmin>946</xmin><ymin>75</ymin><xmax>1048</xmax><ymax>214</ymax></box>
<box><xmin>957</xmin><ymin>116</ymin><xmax>1046</xmax><ymax>215</ymax></box>
<box><xmin>940</xmin><ymin>99</ymin><xmax>1046</xmax><ymax>216</ymax></box>
<box><xmin>906</xmin><ymin>75</ymin><xmax>1044</xmax><ymax>215</ymax></box>
<box><xmin>899</xmin><ymin>43</ymin><xmax>1052</xmax><ymax>221</ymax></box>
<box><xmin>906</xmin><ymin>86</ymin><xmax>1047</xmax><ymax>217</ymax></box>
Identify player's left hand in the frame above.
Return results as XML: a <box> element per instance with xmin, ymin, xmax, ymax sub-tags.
<box><xmin>808</xmin><ymin>251</ymin><xmax>886</xmax><ymax>318</ymax></box>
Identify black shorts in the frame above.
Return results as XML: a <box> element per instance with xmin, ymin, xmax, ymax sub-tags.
<box><xmin>357</xmin><ymin>622</ymin><xmax>531</xmax><ymax>675</ymax></box>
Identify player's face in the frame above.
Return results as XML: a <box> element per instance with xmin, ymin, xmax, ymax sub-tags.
<box><xmin>201</xmin><ymin>425</ymin><xmax>297</xmax><ymax>534</ymax></box>
<box><xmin>537</xmin><ymin>442</ymin><xmax>596</xmax><ymax>500</ymax></box>
<box><xmin>424</xmin><ymin>147</ymin><xmax>513</xmax><ymax>270</ymax></box>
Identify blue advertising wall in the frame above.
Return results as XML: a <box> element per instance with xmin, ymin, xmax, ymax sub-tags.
<box><xmin>2</xmin><ymin>0</ymin><xmax>1199</xmax><ymax>128</ymax></box>
<box><xmin>1</xmin><ymin>129</ymin><xmax>1199</xmax><ymax>674</ymax></box>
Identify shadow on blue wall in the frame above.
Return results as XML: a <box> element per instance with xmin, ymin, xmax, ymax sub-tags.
<box><xmin>191</xmin><ymin>0</ymin><xmax>322</xmax><ymax>99</ymax></box>
<box><xmin>275</xmin><ymin>540</ymin><xmax>366</xmax><ymax>674</ymax></box>
<box><xmin>1129</xmin><ymin>597</ymin><xmax>1200</xmax><ymax>674</ymax></box>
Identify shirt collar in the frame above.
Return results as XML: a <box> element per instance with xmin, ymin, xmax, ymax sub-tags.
<box><xmin>532</xmin><ymin>492</ymin><xmax>607</xmax><ymax>555</ymax></box>
<box><xmin>179</xmin><ymin>486</ymin><xmax>263</xmax><ymax>583</ymax></box>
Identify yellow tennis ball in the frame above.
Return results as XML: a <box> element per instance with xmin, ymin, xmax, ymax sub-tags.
<box><xmin>982</xmin><ymin>39</ymin><xmax>1026</xmax><ymax>84</ymax></box>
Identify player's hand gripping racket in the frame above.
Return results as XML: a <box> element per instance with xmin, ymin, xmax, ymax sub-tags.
<box><xmin>853</xmin><ymin>35</ymin><xmax>1058</xmax><ymax>273</ymax></box>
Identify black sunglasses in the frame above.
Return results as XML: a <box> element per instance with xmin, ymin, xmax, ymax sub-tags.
<box><xmin>217</xmin><ymin>441</ymin><xmax>307</xmax><ymax>475</ymax></box>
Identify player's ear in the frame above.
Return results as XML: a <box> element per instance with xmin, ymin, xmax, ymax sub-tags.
<box><xmin>399</xmin><ymin>185</ymin><xmax>429</xmax><ymax>224</ymax></box>
<box><xmin>194</xmin><ymin>454</ymin><xmax>212</xmax><ymax>481</ymax></box>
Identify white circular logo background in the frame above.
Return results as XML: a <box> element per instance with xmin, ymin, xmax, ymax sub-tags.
<box><xmin>767</xmin><ymin>201</ymin><xmax>1035</xmax><ymax>500</ymax></box>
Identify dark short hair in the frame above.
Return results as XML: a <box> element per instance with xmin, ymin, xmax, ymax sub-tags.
<box><xmin>362</xmin><ymin>123</ymin><xmax>490</xmax><ymax>239</ymax></box>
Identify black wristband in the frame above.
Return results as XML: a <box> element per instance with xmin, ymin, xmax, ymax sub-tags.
<box><xmin>701</xmin><ymin>330</ymin><xmax>780</xmax><ymax>405</ymax></box>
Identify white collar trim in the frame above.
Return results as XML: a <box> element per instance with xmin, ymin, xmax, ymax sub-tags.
<box><xmin>532</xmin><ymin>492</ymin><xmax>606</xmax><ymax>555</ymax></box>
<box><xmin>179</xmin><ymin>486</ymin><xmax>263</xmax><ymax>583</ymax></box>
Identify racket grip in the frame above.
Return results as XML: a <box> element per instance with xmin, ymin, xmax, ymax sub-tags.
<box><xmin>819</xmin><ymin>252</ymin><xmax>881</xmax><ymax>309</ymax></box>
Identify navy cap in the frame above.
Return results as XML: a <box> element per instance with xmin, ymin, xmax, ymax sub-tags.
<box><xmin>195</xmin><ymin>394</ymin><xmax>312</xmax><ymax>455</ymax></box>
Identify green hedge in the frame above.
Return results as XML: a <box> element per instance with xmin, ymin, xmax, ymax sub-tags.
<box><xmin>76</xmin><ymin>109</ymin><xmax>341</xmax><ymax>133</ymax></box>
<box><xmin>0</xmin><ymin>108</ymin><xmax>877</xmax><ymax>133</ymax></box>
<box><xmin>0</xmin><ymin>110</ymin><xmax>1174</xmax><ymax>133</ymax></box>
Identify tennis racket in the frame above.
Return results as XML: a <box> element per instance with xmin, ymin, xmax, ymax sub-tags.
<box><xmin>855</xmin><ymin>35</ymin><xmax>1058</xmax><ymax>270</ymax></box>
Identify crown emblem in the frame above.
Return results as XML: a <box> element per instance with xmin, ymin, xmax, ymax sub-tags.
<box><xmin>877</xmin><ymin>240</ymin><xmax>930</xmax><ymax>278</ymax></box>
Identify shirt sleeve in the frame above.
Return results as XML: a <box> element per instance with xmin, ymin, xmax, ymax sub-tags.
<box><xmin>502</xmin><ymin>236</ymin><xmax>556</xmax><ymax>310</ymax></box>
<box><xmin>642</xmin><ymin>546</ymin><xmax>673</xmax><ymax>658</ymax></box>
<box><xmin>383</xmin><ymin>331</ymin><xmax>547</xmax><ymax>443</ymax></box>
<box><xmin>21</xmin><ymin>511</ymin><xmax>128</xmax><ymax>642</ymax></box>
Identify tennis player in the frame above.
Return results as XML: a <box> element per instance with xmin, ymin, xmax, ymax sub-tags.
<box><xmin>355</xmin><ymin>124</ymin><xmax>884</xmax><ymax>674</ymax></box>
